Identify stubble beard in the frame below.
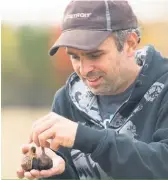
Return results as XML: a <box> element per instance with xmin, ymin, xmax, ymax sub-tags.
<box><xmin>88</xmin><ymin>79</ymin><xmax>116</xmax><ymax>95</ymax></box>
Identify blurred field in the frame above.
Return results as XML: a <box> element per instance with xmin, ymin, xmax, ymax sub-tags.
<box><xmin>1</xmin><ymin>107</ymin><xmax>50</xmax><ymax>179</ymax></box>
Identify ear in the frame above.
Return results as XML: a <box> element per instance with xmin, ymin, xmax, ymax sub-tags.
<box><xmin>125</xmin><ymin>32</ymin><xmax>139</xmax><ymax>57</ymax></box>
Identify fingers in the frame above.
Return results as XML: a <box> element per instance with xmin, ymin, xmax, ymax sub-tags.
<box><xmin>52</xmin><ymin>155</ymin><xmax>66</xmax><ymax>174</ymax></box>
<box><xmin>32</xmin><ymin>119</ymin><xmax>56</xmax><ymax>147</ymax></box>
<box><xmin>40</xmin><ymin>155</ymin><xmax>66</xmax><ymax>177</ymax></box>
<box><xmin>29</xmin><ymin>112</ymin><xmax>72</xmax><ymax>150</ymax></box>
<box><xmin>18</xmin><ymin>146</ymin><xmax>66</xmax><ymax>179</ymax></box>
<box><xmin>24</xmin><ymin>169</ymin><xmax>41</xmax><ymax>179</ymax></box>
<box><xmin>24</xmin><ymin>171</ymin><xmax>36</xmax><ymax>179</ymax></box>
<box><xmin>50</xmin><ymin>137</ymin><xmax>61</xmax><ymax>151</ymax></box>
<box><xmin>40</xmin><ymin>168</ymin><xmax>59</xmax><ymax>178</ymax></box>
<box><xmin>16</xmin><ymin>168</ymin><xmax>24</xmax><ymax>179</ymax></box>
<box><xmin>30</xmin><ymin>169</ymin><xmax>40</xmax><ymax>178</ymax></box>
<box><xmin>16</xmin><ymin>168</ymin><xmax>40</xmax><ymax>180</ymax></box>
<box><xmin>21</xmin><ymin>143</ymin><xmax>38</xmax><ymax>154</ymax></box>
<box><xmin>17</xmin><ymin>144</ymin><xmax>35</xmax><ymax>179</ymax></box>
<box><xmin>21</xmin><ymin>144</ymin><xmax>31</xmax><ymax>154</ymax></box>
<box><xmin>40</xmin><ymin>164</ymin><xmax>65</xmax><ymax>178</ymax></box>
<box><xmin>29</xmin><ymin>112</ymin><xmax>57</xmax><ymax>146</ymax></box>
<box><xmin>17</xmin><ymin>162</ymin><xmax>64</xmax><ymax>179</ymax></box>
<box><xmin>29</xmin><ymin>114</ymin><xmax>49</xmax><ymax>144</ymax></box>
<box><xmin>40</xmin><ymin>169</ymin><xmax>54</xmax><ymax>178</ymax></box>
<box><xmin>38</xmin><ymin>126</ymin><xmax>56</xmax><ymax>147</ymax></box>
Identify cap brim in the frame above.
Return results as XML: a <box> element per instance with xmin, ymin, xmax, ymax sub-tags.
<box><xmin>49</xmin><ymin>29</ymin><xmax>111</xmax><ymax>56</ymax></box>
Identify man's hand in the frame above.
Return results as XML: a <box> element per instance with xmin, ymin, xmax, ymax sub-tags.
<box><xmin>16</xmin><ymin>144</ymin><xmax>65</xmax><ymax>179</ymax></box>
<box><xmin>29</xmin><ymin>112</ymin><xmax>78</xmax><ymax>151</ymax></box>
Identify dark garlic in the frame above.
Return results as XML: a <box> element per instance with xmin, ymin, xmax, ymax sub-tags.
<box><xmin>21</xmin><ymin>146</ymin><xmax>53</xmax><ymax>171</ymax></box>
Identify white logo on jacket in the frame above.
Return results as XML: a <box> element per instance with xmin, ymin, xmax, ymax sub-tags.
<box><xmin>144</xmin><ymin>82</ymin><xmax>164</xmax><ymax>102</ymax></box>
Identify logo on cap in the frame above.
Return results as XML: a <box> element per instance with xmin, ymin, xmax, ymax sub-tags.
<box><xmin>64</xmin><ymin>13</ymin><xmax>92</xmax><ymax>22</ymax></box>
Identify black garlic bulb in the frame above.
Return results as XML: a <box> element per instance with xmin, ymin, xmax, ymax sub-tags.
<box><xmin>21</xmin><ymin>146</ymin><xmax>53</xmax><ymax>171</ymax></box>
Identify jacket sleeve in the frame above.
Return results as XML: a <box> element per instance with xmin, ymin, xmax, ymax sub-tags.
<box><xmin>42</xmin><ymin>87</ymin><xmax>79</xmax><ymax>179</ymax></box>
<box><xmin>73</xmin><ymin>103</ymin><xmax>168</xmax><ymax>178</ymax></box>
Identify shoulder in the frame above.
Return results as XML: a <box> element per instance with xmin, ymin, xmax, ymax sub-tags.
<box><xmin>54</xmin><ymin>86</ymin><xmax>66</xmax><ymax>100</ymax></box>
<box><xmin>53</xmin><ymin>85</ymin><xmax>68</xmax><ymax>105</ymax></box>
<box><xmin>51</xmin><ymin>85</ymin><xmax>69</xmax><ymax>112</ymax></box>
<box><xmin>51</xmin><ymin>84</ymin><xmax>77</xmax><ymax>118</ymax></box>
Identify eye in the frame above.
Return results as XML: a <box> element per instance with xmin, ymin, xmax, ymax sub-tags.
<box><xmin>88</xmin><ymin>53</ymin><xmax>103</xmax><ymax>59</ymax></box>
<box><xmin>70</xmin><ymin>55</ymin><xmax>80</xmax><ymax>61</ymax></box>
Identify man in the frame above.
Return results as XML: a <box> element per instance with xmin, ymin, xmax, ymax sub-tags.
<box><xmin>17</xmin><ymin>0</ymin><xmax>168</xmax><ymax>179</ymax></box>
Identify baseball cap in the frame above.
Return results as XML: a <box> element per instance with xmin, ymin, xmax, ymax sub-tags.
<box><xmin>49</xmin><ymin>0</ymin><xmax>138</xmax><ymax>56</ymax></box>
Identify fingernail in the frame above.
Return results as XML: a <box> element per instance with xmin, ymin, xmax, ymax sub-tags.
<box><xmin>16</xmin><ymin>168</ymin><xmax>21</xmax><ymax>172</ymax></box>
<box><xmin>20</xmin><ymin>144</ymin><xmax>28</xmax><ymax>150</ymax></box>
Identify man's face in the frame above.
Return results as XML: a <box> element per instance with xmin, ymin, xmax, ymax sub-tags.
<box><xmin>66</xmin><ymin>36</ymin><xmax>137</xmax><ymax>95</ymax></box>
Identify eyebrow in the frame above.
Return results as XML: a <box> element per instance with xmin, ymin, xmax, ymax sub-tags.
<box><xmin>66</xmin><ymin>49</ymin><xmax>104</xmax><ymax>56</ymax></box>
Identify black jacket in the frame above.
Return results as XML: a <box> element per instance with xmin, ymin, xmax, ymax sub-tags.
<box><xmin>49</xmin><ymin>45</ymin><xmax>168</xmax><ymax>179</ymax></box>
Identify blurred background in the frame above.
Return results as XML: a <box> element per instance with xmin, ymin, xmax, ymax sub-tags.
<box><xmin>1</xmin><ymin>0</ymin><xmax>168</xmax><ymax>178</ymax></box>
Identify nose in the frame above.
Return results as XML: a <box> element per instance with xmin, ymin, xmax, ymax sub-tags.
<box><xmin>79</xmin><ymin>59</ymin><xmax>94</xmax><ymax>77</ymax></box>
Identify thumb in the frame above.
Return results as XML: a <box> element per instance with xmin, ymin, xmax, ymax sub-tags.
<box><xmin>21</xmin><ymin>144</ymin><xmax>30</xmax><ymax>154</ymax></box>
